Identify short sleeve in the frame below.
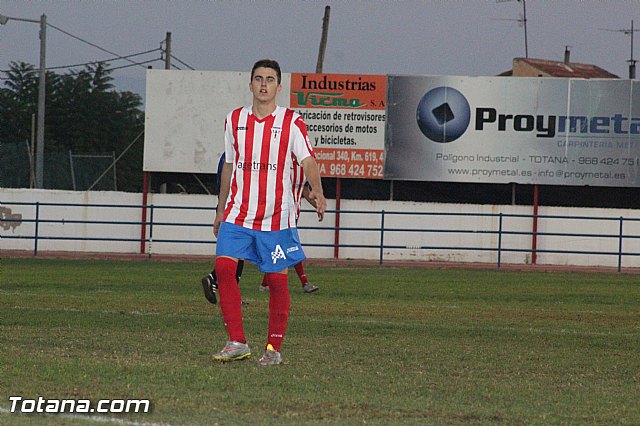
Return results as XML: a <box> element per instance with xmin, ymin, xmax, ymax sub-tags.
<box><xmin>291</xmin><ymin>115</ymin><xmax>314</xmax><ymax>163</ymax></box>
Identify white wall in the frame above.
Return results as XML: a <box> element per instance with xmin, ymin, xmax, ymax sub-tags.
<box><xmin>2</xmin><ymin>188</ymin><xmax>640</xmax><ymax>268</ymax></box>
<box><xmin>1</xmin><ymin>189</ymin><xmax>143</xmax><ymax>253</ymax></box>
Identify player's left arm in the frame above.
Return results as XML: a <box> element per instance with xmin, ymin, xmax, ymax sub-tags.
<box><xmin>302</xmin><ymin>184</ymin><xmax>323</xmax><ymax>221</ymax></box>
<box><xmin>293</xmin><ymin>114</ymin><xmax>326</xmax><ymax>220</ymax></box>
<box><xmin>300</xmin><ymin>155</ymin><xmax>326</xmax><ymax>220</ymax></box>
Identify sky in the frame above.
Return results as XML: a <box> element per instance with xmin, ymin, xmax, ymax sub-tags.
<box><xmin>0</xmin><ymin>0</ymin><xmax>638</xmax><ymax>105</ymax></box>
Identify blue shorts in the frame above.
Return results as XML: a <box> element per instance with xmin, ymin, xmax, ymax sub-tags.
<box><xmin>216</xmin><ymin>222</ymin><xmax>306</xmax><ymax>273</ymax></box>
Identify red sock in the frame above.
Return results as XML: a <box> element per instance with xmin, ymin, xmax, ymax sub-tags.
<box><xmin>215</xmin><ymin>257</ymin><xmax>245</xmax><ymax>343</ymax></box>
<box><xmin>261</xmin><ymin>273</ymin><xmax>268</xmax><ymax>287</ymax></box>
<box><xmin>294</xmin><ymin>262</ymin><xmax>308</xmax><ymax>286</ymax></box>
<box><xmin>266</xmin><ymin>272</ymin><xmax>290</xmax><ymax>351</ymax></box>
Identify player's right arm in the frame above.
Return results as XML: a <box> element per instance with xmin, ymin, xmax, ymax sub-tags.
<box><xmin>214</xmin><ymin>114</ymin><xmax>236</xmax><ymax>237</ymax></box>
<box><xmin>214</xmin><ymin>161</ymin><xmax>232</xmax><ymax>237</ymax></box>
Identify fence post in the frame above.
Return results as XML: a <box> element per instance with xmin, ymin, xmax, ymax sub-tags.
<box><xmin>618</xmin><ymin>216</ymin><xmax>624</xmax><ymax>272</ymax></box>
<box><xmin>379</xmin><ymin>210</ymin><xmax>385</xmax><ymax>265</ymax></box>
<box><xmin>34</xmin><ymin>202</ymin><xmax>40</xmax><ymax>256</ymax></box>
<box><xmin>497</xmin><ymin>212</ymin><xmax>503</xmax><ymax>270</ymax></box>
<box><xmin>140</xmin><ymin>171</ymin><xmax>149</xmax><ymax>254</ymax></box>
<box><xmin>148</xmin><ymin>205</ymin><xmax>155</xmax><ymax>259</ymax></box>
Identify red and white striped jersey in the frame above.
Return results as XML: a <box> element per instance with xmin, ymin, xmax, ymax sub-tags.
<box><xmin>222</xmin><ymin>105</ymin><xmax>314</xmax><ymax>231</ymax></box>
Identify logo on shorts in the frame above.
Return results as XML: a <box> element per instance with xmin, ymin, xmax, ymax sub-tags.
<box><xmin>271</xmin><ymin>244</ymin><xmax>287</xmax><ymax>264</ymax></box>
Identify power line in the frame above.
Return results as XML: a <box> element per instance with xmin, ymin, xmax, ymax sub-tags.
<box><xmin>2</xmin><ymin>19</ymin><xmax>196</xmax><ymax>80</ymax></box>
<box><xmin>170</xmin><ymin>54</ymin><xmax>195</xmax><ymax>70</ymax></box>
<box><xmin>0</xmin><ymin>49</ymin><xmax>162</xmax><ymax>74</ymax></box>
<box><xmin>47</xmin><ymin>22</ymin><xmax>152</xmax><ymax>69</ymax></box>
<box><xmin>109</xmin><ymin>58</ymin><xmax>161</xmax><ymax>71</ymax></box>
<box><xmin>46</xmin><ymin>48</ymin><xmax>162</xmax><ymax>71</ymax></box>
<box><xmin>47</xmin><ymin>23</ymin><xmax>195</xmax><ymax>70</ymax></box>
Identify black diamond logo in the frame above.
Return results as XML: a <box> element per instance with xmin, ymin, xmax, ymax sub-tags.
<box><xmin>432</xmin><ymin>103</ymin><xmax>455</xmax><ymax>125</ymax></box>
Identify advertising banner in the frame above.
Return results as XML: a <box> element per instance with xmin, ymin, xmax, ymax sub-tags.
<box><xmin>384</xmin><ymin>76</ymin><xmax>640</xmax><ymax>187</ymax></box>
<box><xmin>143</xmin><ymin>70</ymin><xmax>260</xmax><ymax>174</ymax></box>
<box><xmin>144</xmin><ymin>70</ymin><xmax>386</xmax><ymax>178</ymax></box>
<box><xmin>290</xmin><ymin>73</ymin><xmax>386</xmax><ymax>179</ymax></box>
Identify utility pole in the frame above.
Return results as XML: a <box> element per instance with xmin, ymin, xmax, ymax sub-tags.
<box><xmin>165</xmin><ymin>32</ymin><xmax>172</xmax><ymax>70</ymax></box>
<box><xmin>628</xmin><ymin>20</ymin><xmax>636</xmax><ymax>79</ymax></box>
<box><xmin>1</xmin><ymin>13</ymin><xmax>47</xmax><ymax>188</ymax></box>
<box><xmin>521</xmin><ymin>0</ymin><xmax>528</xmax><ymax>58</ymax></box>
<box><xmin>314</xmin><ymin>6</ymin><xmax>339</xmax><ymax>256</ymax></box>
<box><xmin>159</xmin><ymin>32</ymin><xmax>172</xmax><ymax>194</ymax></box>
<box><xmin>36</xmin><ymin>14</ymin><xmax>46</xmax><ymax>188</ymax></box>
<box><xmin>315</xmin><ymin>6</ymin><xmax>330</xmax><ymax>73</ymax></box>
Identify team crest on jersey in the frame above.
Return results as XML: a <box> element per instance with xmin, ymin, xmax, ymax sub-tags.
<box><xmin>271</xmin><ymin>126</ymin><xmax>282</xmax><ymax>139</ymax></box>
<box><xmin>271</xmin><ymin>244</ymin><xmax>287</xmax><ymax>264</ymax></box>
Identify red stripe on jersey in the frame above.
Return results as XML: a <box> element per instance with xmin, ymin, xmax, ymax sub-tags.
<box><xmin>234</xmin><ymin>113</ymin><xmax>255</xmax><ymax>226</ymax></box>
<box><xmin>252</xmin><ymin>114</ymin><xmax>276</xmax><ymax>230</ymax></box>
<box><xmin>224</xmin><ymin>108</ymin><xmax>243</xmax><ymax>221</ymax></box>
<box><xmin>272</xmin><ymin>109</ymin><xmax>294</xmax><ymax>230</ymax></box>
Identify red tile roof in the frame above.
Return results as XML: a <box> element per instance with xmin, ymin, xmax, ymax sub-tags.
<box><xmin>515</xmin><ymin>58</ymin><xmax>619</xmax><ymax>78</ymax></box>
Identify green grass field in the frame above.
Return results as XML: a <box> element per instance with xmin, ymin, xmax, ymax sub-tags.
<box><xmin>1</xmin><ymin>258</ymin><xmax>639</xmax><ymax>425</ymax></box>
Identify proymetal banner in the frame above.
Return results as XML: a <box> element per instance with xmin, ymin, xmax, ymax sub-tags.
<box><xmin>384</xmin><ymin>76</ymin><xmax>640</xmax><ymax>187</ymax></box>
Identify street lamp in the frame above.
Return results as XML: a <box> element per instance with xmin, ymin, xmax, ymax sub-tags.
<box><xmin>0</xmin><ymin>13</ymin><xmax>47</xmax><ymax>189</ymax></box>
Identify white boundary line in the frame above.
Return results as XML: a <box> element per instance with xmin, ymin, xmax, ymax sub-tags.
<box><xmin>0</xmin><ymin>406</ymin><xmax>175</xmax><ymax>426</ymax></box>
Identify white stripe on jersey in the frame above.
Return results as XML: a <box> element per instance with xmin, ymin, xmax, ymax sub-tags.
<box><xmin>223</xmin><ymin>105</ymin><xmax>313</xmax><ymax>231</ymax></box>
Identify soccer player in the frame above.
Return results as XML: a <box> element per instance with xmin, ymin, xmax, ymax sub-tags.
<box><xmin>202</xmin><ymin>159</ymin><xmax>320</xmax><ymax>303</ymax></box>
<box><xmin>212</xmin><ymin>59</ymin><xmax>326</xmax><ymax>366</ymax></box>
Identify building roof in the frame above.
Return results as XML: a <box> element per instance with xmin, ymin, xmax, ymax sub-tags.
<box><xmin>512</xmin><ymin>57</ymin><xmax>619</xmax><ymax>79</ymax></box>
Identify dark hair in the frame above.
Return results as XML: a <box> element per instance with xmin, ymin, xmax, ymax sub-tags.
<box><xmin>251</xmin><ymin>59</ymin><xmax>281</xmax><ymax>84</ymax></box>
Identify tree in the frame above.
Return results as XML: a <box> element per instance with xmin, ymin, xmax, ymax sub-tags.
<box><xmin>0</xmin><ymin>62</ymin><xmax>39</xmax><ymax>144</ymax></box>
<box><xmin>0</xmin><ymin>61</ymin><xmax>144</xmax><ymax>191</ymax></box>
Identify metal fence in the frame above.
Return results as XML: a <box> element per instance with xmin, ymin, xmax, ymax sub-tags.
<box><xmin>2</xmin><ymin>200</ymin><xmax>640</xmax><ymax>271</ymax></box>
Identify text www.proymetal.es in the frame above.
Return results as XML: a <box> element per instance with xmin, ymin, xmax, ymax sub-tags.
<box><xmin>8</xmin><ymin>396</ymin><xmax>151</xmax><ymax>414</ymax></box>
